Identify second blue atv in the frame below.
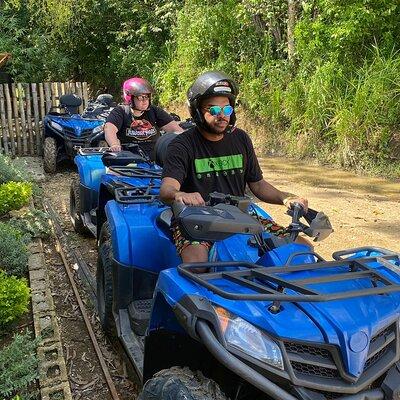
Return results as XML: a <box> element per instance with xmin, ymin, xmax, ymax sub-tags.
<box><xmin>93</xmin><ymin>163</ymin><xmax>400</xmax><ymax>400</ymax></box>
<box><xmin>70</xmin><ymin>144</ymin><xmax>160</xmax><ymax>235</ymax></box>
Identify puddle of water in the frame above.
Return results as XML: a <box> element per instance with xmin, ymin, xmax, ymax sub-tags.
<box><xmin>259</xmin><ymin>157</ymin><xmax>400</xmax><ymax>201</ymax></box>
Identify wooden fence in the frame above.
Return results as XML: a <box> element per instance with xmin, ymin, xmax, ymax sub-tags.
<box><xmin>0</xmin><ymin>81</ymin><xmax>89</xmax><ymax>156</ymax></box>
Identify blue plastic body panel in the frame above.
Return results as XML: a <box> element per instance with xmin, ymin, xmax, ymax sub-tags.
<box><xmin>44</xmin><ymin>114</ymin><xmax>103</xmax><ymax>137</ymax></box>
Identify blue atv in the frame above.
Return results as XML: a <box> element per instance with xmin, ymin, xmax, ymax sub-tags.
<box><xmin>70</xmin><ymin>132</ymin><xmax>191</xmax><ymax>236</ymax></box>
<box><xmin>70</xmin><ymin>145</ymin><xmax>160</xmax><ymax>235</ymax></box>
<box><xmin>94</xmin><ymin>166</ymin><xmax>400</xmax><ymax>400</ymax></box>
<box><xmin>43</xmin><ymin>93</ymin><xmax>113</xmax><ymax>173</ymax></box>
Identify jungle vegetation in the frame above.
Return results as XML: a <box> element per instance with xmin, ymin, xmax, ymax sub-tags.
<box><xmin>1</xmin><ymin>0</ymin><xmax>400</xmax><ymax>176</ymax></box>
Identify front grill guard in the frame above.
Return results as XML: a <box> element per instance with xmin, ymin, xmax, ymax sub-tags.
<box><xmin>177</xmin><ymin>251</ymin><xmax>400</xmax><ymax>303</ymax></box>
<box><xmin>283</xmin><ymin>322</ymin><xmax>398</xmax><ymax>393</ymax></box>
<box><xmin>62</xmin><ymin>126</ymin><xmax>95</xmax><ymax>139</ymax></box>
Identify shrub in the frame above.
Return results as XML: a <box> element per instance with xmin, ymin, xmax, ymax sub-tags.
<box><xmin>0</xmin><ymin>271</ymin><xmax>30</xmax><ymax>326</ymax></box>
<box><xmin>0</xmin><ymin>155</ymin><xmax>30</xmax><ymax>184</ymax></box>
<box><xmin>0</xmin><ymin>182</ymin><xmax>32</xmax><ymax>216</ymax></box>
<box><xmin>9</xmin><ymin>209</ymin><xmax>51</xmax><ymax>240</ymax></box>
<box><xmin>0</xmin><ymin>223</ymin><xmax>29</xmax><ymax>277</ymax></box>
<box><xmin>0</xmin><ymin>331</ymin><xmax>39</xmax><ymax>399</ymax></box>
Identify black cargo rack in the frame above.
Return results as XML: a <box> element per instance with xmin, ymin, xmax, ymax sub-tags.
<box><xmin>108</xmin><ymin>166</ymin><xmax>162</xmax><ymax>179</ymax></box>
<box><xmin>77</xmin><ymin>146</ymin><xmax>109</xmax><ymax>155</ymax></box>
<box><xmin>178</xmin><ymin>250</ymin><xmax>400</xmax><ymax>303</ymax></box>
<box><xmin>111</xmin><ymin>180</ymin><xmax>161</xmax><ymax>204</ymax></box>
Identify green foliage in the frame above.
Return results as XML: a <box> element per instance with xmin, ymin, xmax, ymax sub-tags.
<box><xmin>0</xmin><ymin>331</ymin><xmax>39</xmax><ymax>399</ymax></box>
<box><xmin>0</xmin><ymin>156</ymin><xmax>30</xmax><ymax>185</ymax></box>
<box><xmin>0</xmin><ymin>182</ymin><xmax>32</xmax><ymax>216</ymax></box>
<box><xmin>1</xmin><ymin>0</ymin><xmax>400</xmax><ymax>175</ymax></box>
<box><xmin>0</xmin><ymin>223</ymin><xmax>29</xmax><ymax>278</ymax></box>
<box><xmin>296</xmin><ymin>0</ymin><xmax>400</xmax><ymax>68</ymax></box>
<box><xmin>0</xmin><ymin>271</ymin><xmax>30</xmax><ymax>326</ymax></box>
<box><xmin>9</xmin><ymin>209</ymin><xmax>51</xmax><ymax>240</ymax></box>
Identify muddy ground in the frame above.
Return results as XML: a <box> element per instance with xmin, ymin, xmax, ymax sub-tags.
<box><xmin>35</xmin><ymin>154</ymin><xmax>399</xmax><ymax>399</ymax></box>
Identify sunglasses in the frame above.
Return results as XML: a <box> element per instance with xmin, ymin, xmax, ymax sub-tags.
<box><xmin>134</xmin><ymin>94</ymin><xmax>150</xmax><ymax>101</ymax></box>
<box><xmin>204</xmin><ymin>105</ymin><xmax>234</xmax><ymax>117</ymax></box>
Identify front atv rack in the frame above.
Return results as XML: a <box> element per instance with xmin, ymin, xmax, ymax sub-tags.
<box><xmin>111</xmin><ymin>180</ymin><xmax>161</xmax><ymax>204</ymax></box>
<box><xmin>108</xmin><ymin>166</ymin><xmax>162</xmax><ymax>179</ymax></box>
<box><xmin>178</xmin><ymin>248</ymin><xmax>400</xmax><ymax>306</ymax></box>
<box><xmin>77</xmin><ymin>146</ymin><xmax>109</xmax><ymax>155</ymax></box>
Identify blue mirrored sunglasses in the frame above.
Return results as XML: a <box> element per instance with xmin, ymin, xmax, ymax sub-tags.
<box><xmin>206</xmin><ymin>105</ymin><xmax>234</xmax><ymax>117</ymax></box>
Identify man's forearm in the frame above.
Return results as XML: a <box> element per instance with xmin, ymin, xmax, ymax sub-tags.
<box><xmin>249</xmin><ymin>180</ymin><xmax>294</xmax><ymax>205</ymax></box>
<box><xmin>160</xmin><ymin>183</ymin><xmax>179</xmax><ymax>204</ymax></box>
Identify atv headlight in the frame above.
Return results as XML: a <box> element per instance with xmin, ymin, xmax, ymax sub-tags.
<box><xmin>49</xmin><ymin>120</ymin><xmax>63</xmax><ymax>132</ymax></box>
<box><xmin>214</xmin><ymin>306</ymin><xmax>284</xmax><ymax>370</ymax></box>
<box><xmin>92</xmin><ymin>124</ymin><xmax>104</xmax><ymax>134</ymax></box>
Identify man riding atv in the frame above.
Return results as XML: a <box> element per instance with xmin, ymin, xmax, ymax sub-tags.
<box><xmin>104</xmin><ymin>76</ymin><xmax>184</xmax><ymax>159</ymax></box>
<box><xmin>160</xmin><ymin>71</ymin><xmax>311</xmax><ymax>263</ymax></box>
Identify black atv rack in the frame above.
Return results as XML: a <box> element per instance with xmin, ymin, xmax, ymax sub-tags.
<box><xmin>178</xmin><ymin>249</ymin><xmax>400</xmax><ymax>304</ymax></box>
<box><xmin>77</xmin><ymin>147</ymin><xmax>109</xmax><ymax>155</ymax></box>
<box><xmin>111</xmin><ymin>180</ymin><xmax>161</xmax><ymax>204</ymax></box>
<box><xmin>108</xmin><ymin>166</ymin><xmax>162</xmax><ymax>179</ymax></box>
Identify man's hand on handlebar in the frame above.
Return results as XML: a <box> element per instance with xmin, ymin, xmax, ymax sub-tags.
<box><xmin>109</xmin><ymin>143</ymin><xmax>122</xmax><ymax>152</ymax></box>
<box><xmin>283</xmin><ymin>196</ymin><xmax>308</xmax><ymax>213</ymax></box>
<box><xmin>174</xmin><ymin>191</ymin><xmax>205</xmax><ymax>206</ymax></box>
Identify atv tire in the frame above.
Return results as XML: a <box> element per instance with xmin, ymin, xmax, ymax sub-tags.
<box><xmin>70</xmin><ymin>178</ymin><xmax>89</xmax><ymax>234</ymax></box>
<box><xmin>97</xmin><ymin>222</ymin><xmax>115</xmax><ymax>337</ymax></box>
<box><xmin>138</xmin><ymin>367</ymin><xmax>229</xmax><ymax>400</ymax></box>
<box><xmin>43</xmin><ymin>137</ymin><xmax>58</xmax><ymax>173</ymax></box>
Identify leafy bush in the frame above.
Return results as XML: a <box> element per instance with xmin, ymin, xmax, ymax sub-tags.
<box><xmin>0</xmin><ymin>331</ymin><xmax>39</xmax><ymax>399</ymax></box>
<box><xmin>9</xmin><ymin>209</ymin><xmax>51</xmax><ymax>240</ymax></box>
<box><xmin>0</xmin><ymin>155</ymin><xmax>30</xmax><ymax>184</ymax></box>
<box><xmin>0</xmin><ymin>271</ymin><xmax>30</xmax><ymax>326</ymax></box>
<box><xmin>0</xmin><ymin>223</ymin><xmax>29</xmax><ymax>277</ymax></box>
<box><xmin>0</xmin><ymin>182</ymin><xmax>32</xmax><ymax>216</ymax></box>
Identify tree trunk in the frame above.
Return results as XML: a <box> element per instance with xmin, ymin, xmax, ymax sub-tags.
<box><xmin>287</xmin><ymin>0</ymin><xmax>298</xmax><ymax>62</ymax></box>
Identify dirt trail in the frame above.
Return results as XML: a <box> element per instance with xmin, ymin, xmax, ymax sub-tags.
<box><xmin>257</xmin><ymin>157</ymin><xmax>400</xmax><ymax>259</ymax></box>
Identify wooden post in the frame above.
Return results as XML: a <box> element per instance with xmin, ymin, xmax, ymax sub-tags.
<box><xmin>39</xmin><ymin>83</ymin><xmax>45</xmax><ymax>120</ymax></box>
<box><xmin>64</xmin><ymin>81</ymin><xmax>70</xmax><ymax>94</ymax></box>
<box><xmin>17</xmin><ymin>83</ymin><xmax>28</xmax><ymax>155</ymax></box>
<box><xmin>57</xmin><ymin>82</ymin><xmax>63</xmax><ymax>101</ymax></box>
<box><xmin>69</xmin><ymin>81</ymin><xmax>76</xmax><ymax>94</ymax></box>
<box><xmin>25</xmin><ymin>83</ymin><xmax>34</xmax><ymax>155</ymax></box>
<box><xmin>76</xmin><ymin>82</ymin><xmax>84</xmax><ymax>113</ymax></box>
<box><xmin>4</xmin><ymin>84</ymin><xmax>15</xmax><ymax>155</ymax></box>
<box><xmin>11</xmin><ymin>83</ymin><xmax>22</xmax><ymax>155</ymax></box>
<box><xmin>32</xmin><ymin>83</ymin><xmax>41</xmax><ymax>155</ymax></box>
<box><xmin>51</xmin><ymin>82</ymin><xmax>57</xmax><ymax>108</ymax></box>
<box><xmin>0</xmin><ymin>85</ymin><xmax>8</xmax><ymax>155</ymax></box>
<box><xmin>44</xmin><ymin>82</ymin><xmax>52</xmax><ymax>114</ymax></box>
<box><xmin>82</xmin><ymin>82</ymin><xmax>89</xmax><ymax>110</ymax></box>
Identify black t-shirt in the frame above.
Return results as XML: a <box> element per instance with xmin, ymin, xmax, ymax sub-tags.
<box><xmin>162</xmin><ymin>126</ymin><xmax>263</xmax><ymax>201</ymax></box>
<box><xmin>106</xmin><ymin>104</ymin><xmax>173</xmax><ymax>158</ymax></box>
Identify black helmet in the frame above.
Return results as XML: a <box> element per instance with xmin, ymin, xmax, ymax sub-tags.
<box><xmin>187</xmin><ymin>71</ymin><xmax>238</xmax><ymax>130</ymax></box>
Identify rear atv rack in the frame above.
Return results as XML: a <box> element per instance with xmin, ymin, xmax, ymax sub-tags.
<box><xmin>178</xmin><ymin>249</ymin><xmax>400</xmax><ymax>304</ymax></box>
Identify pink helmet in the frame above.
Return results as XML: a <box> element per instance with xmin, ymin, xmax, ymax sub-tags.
<box><xmin>122</xmin><ymin>77</ymin><xmax>155</xmax><ymax>104</ymax></box>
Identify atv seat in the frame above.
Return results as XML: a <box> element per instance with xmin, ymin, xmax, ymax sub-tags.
<box><xmin>59</xmin><ymin>93</ymin><xmax>82</xmax><ymax>114</ymax></box>
<box><xmin>156</xmin><ymin>209</ymin><xmax>173</xmax><ymax>235</ymax></box>
<box><xmin>102</xmin><ymin>151</ymin><xmax>147</xmax><ymax>167</ymax></box>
